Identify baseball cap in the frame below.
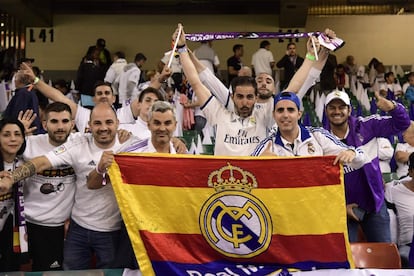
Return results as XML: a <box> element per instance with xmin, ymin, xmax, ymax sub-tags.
<box><xmin>274</xmin><ymin>91</ymin><xmax>301</xmax><ymax>109</ymax></box>
<box><xmin>19</xmin><ymin>57</ymin><xmax>35</xmax><ymax>64</ymax></box>
<box><xmin>325</xmin><ymin>90</ymin><xmax>351</xmax><ymax>106</ymax></box>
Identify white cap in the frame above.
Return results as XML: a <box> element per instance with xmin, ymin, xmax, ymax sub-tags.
<box><xmin>325</xmin><ymin>90</ymin><xmax>351</xmax><ymax>106</ymax></box>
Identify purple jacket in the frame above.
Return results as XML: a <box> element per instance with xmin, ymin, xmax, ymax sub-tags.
<box><xmin>325</xmin><ymin>103</ymin><xmax>410</xmax><ymax>212</ymax></box>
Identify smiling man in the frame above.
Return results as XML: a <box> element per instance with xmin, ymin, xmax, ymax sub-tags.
<box><xmin>122</xmin><ymin>101</ymin><xmax>178</xmax><ymax>154</ymax></box>
<box><xmin>251</xmin><ymin>92</ymin><xmax>367</xmax><ymax>172</ymax></box>
<box><xmin>324</xmin><ymin>90</ymin><xmax>410</xmax><ymax>243</ymax></box>
<box><xmin>147</xmin><ymin>101</ymin><xmax>178</xmax><ymax>153</ymax></box>
<box><xmin>22</xmin><ymin>102</ymin><xmax>77</xmax><ymax>271</ymax></box>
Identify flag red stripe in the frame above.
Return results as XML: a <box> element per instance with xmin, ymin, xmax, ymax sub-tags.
<box><xmin>115</xmin><ymin>155</ymin><xmax>340</xmax><ymax>188</ymax></box>
<box><xmin>139</xmin><ymin>230</ymin><xmax>348</xmax><ymax>264</ymax></box>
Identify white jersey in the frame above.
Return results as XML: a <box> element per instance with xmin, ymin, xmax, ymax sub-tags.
<box><xmin>75</xmin><ymin>104</ymin><xmax>135</xmax><ymax>134</ymax></box>
<box><xmin>122</xmin><ymin>138</ymin><xmax>176</xmax><ymax>154</ymax></box>
<box><xmin>45</xmin><ymin>134</ymin><xmax>138</xmax><ymax>232</ymax></box>
<box><xmin>23</xmin><ymin>133</ymin><xmax>79</xmax><ymax>226</ymax></box>
<box><xmin>251</xmin><ymin>125</ymin><xmax>366</xmax><ymax>170</ymax></box>
<box><xmin>385</xmin><ymin>181</ymin><xmax>414</xmax><ymax>246</ymax></box>
<box><xmin>202</xmin><ymin>96</ymin><xmax>273</xmax><ymax>156</ymax></box>
<box><xmin>119</xmin><ymin>116</ymin><xmax>150</xmax><ymax>140</ymax></box>
<box><xmin>377</xmin><ymin>137</ymin><xmax>393</xmax><ymax>174</ymax></box>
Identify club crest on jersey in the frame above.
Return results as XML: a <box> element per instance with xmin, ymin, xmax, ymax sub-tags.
<box><xmin>53</xmin><ymin>145</ymin><xmax>66</xmax><ymax>155</ymax></box>
<box><xmin>307</xmin><ymin>142</ymin><xmax>315</xmax><ymax>154</ymax></box>
<box><xmin>199</xmin><ymin>163</ymin><xmax>272</xmax><ymax>258</ymax></box>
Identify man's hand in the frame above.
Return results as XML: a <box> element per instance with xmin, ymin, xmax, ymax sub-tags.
<box><xmin>306</xmin><ymin>35</ymin><xmax>320</xmax><ymax>56</ymax></box>
<box><xmin>19</xmin><ymin>62</ymin><xmax>36</xmax><ymax>82</ymax></box>
<box><xmin>333</xmin><ymin>149</ymin><xmax>356</xmax><ymax>165</ymax></box>
<box><xmin>117</xmin><ymin>129</ymin><xmax>132</xmax><ymax>144</ymax></box>
<box><xmin>18</xmin><ymin>109</ymin><xmax>37</xmax><ymax>135</ymax></box>
<box><xmin>97</xmin><ymin>151</ymin><xmax>114</xmax><ymax>173</ymax></box>
<box><xmin>172</xmin><ymin>23</ymin><xmax>186</xmax><ymax>47</ymax></box>
<box><xmin>260</xmin><ymin>142</ymin><xmax>277</xmax><ymax>157</ymax></box>
<box><xmin>160</xmin><ymin>65</ymin><xmax>172</xmax><ymax>81</ymax></box>
<box><xmin>346</xmin><ymin>203</ymin><xmax>361</xmax><ymax>221</ymax></box>
<box><xmin>0</xmin><ymin>171</ymin><xmax>13</xmax><ymax>195</ymax></box>
<box><xmin>172</xmin><ymin>137</ymin><xmax>187</xmax><ymax>154</ymax></box>
<box><xmin>375</xmin><ymin>90</ymin><xmax>396</xmax><ymax>112</ymax></box>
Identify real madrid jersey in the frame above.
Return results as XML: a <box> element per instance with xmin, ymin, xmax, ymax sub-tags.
<box><xmin>45</xmin><ymin>134</ymin><xmax>136</xmax><ymax>232</ymax></box>
<box><xmin>202</xmin><ymin>96</ymin><xmax>273</xmax><ymax>156</ymax></box>
<box><xmin>23</xmin><ymin>133</ymin><xmax>79</xmax><ymax>227</ymax></box>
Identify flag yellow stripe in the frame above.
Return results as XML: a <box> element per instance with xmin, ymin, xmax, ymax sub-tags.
<box><xmin>115</xmin><ymin>184</ymin><xmax>346</xmax><ymax>235</ymax></box>
<box><xmin>110</xmin><ymin>163</ymin><xmax>156</xmax><ymax>276</ymax></box>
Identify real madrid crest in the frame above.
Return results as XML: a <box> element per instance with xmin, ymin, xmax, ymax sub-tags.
<box><xmin>199</xmin><ymin>163</ymin><xmax>272</xmax><ymax>258</ymax></box>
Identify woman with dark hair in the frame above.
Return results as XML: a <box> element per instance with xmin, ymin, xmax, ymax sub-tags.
<box><xmin>0</xmin><ymin>118</ymin><xmax>27</xmax><ymax>272</ymax></box>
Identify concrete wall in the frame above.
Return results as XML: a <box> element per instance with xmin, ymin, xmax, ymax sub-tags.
<box><xmin>25</xmin><ymin>14</ymin><xmax>414</xmax><ymax>80</ymax></box>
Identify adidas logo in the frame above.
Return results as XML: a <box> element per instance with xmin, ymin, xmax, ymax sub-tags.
<box><xmin>50</xmin><ymin>260</ymin><xmax>61</xmax><ymax>269</ymax></box>
<box><xmin>88</xmin><ymin>160</ymin><xmax>96</xmax><ymax>166</ymax></box>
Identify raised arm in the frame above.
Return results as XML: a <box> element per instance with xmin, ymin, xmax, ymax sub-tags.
<box><xmin>285</xmin><ymin>29</ymin><xmax>335</xmax><ymax>99</ymax></box>
<box><xmin>20</xmin><ymin>62</ymin><xmax>78</xmax><ymax>118</ymax></box>
<box><xmin>174</xmin><ymin>24</ymin><xmax>211</xmax><ymax>105</ymax></box>
<box><xmin>188</xmin><ymin>48</ymin><xmax>232</xmax><ymax>108</ymax></box>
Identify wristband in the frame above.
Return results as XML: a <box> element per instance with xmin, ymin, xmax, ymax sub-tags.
<box><xmin>96</xmin><ymin>166</ymin><xmax>106</xmax><ymax>175</ymax></box>
<box><xmin>176</xmin><ymin>44</ymin><xmax>186</xmax><ymax>49</ymax></box>
<box><xmin>177</xmin><ymin>46</ymin><xmax>188</xmax><ymax>53</ymax></box>
<box><xmin>306</xmin><ymin>53</ymin><xmax>316</xmax><ymax>61</ymax></box>
<box><xmin>33</xmin><ymin>77</ymin><xmax>40</xmax><ymax>85</ymax></box>
<box><xmin>96</xmin><ymin>166</ymin><xmax>107</xmax><ymax>186</ymax></box>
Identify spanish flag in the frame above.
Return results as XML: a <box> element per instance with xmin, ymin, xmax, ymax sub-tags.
<box><xmin>109</xmin><ymin>154</ymin><xmax>353</xmax><ymax>276</ymax></box>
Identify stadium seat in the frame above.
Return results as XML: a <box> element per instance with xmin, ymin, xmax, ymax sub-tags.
<box><xmin>382</xmin><ymin>172</ymin><xmax>398</xmax><ymax>184</ymax></box>
<box><xmin>350</xmin><ymin>242</ymin><xmax>401</xmax><ymax>269</ymax></box>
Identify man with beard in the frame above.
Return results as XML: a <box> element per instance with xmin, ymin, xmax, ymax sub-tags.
<box><xmin>255</xmin><ymin>72</ymin><xmax>276</xmax><ymax>105</ymax></box>
<box><xmin>22</xmin><ymin>102</ymin><xmax>78</xmax><ymax>271</ymax></box>
<box><xmin>0</xmin><ymin>103</ymin><xmax>141</xmax><ymax>270</ymax></box>
<box><xmin>324</xmin><ymin>90</ymin><xmax>410</xmax><ymax>243</ymax></box>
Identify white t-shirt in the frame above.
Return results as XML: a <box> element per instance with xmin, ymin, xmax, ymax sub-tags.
<box><xmin>45</xmin><ymin>134</ymin><xmax>137</xmax><ymax>232</ymax></box>
<box><xmin>119</xmin><ymin>117</ymin><xmax>150</xmax><ymax>140</ymax></box>
<box><xmin>395</xmin><ymin>142</ymin><xmax>414</xmax><ymax>179</ymax></box>
<box><xmin>251</xmin><ymin>48</ymin><xmax>274</xmax><ymax>76</ymax></box>
<box><xmin>385</xmin><ymin>181</ymin><xmax>414</xmax><ymax>246</ymax></box>
<box><xmin>118</xmin><ymin>63</ymin><xmax>141</xmax><ymax>105</ymax></box>
<box><xmin>377</xmin><ymin>137</ymin><xmax>394</xmax><ymax>174</ymax></box>
<box><xmin>23</xmin><ymin>133</ymin><xmax>79</xmax><ymax>226</ymax></box>
<box><xmin>202</xmin><ymin>96</ymin><xmax>273</xmax><ymax>156</ymax></box>
<box><xmin>104</xmin><ymin>58</ymin><xmax>127</xmax><ymax>96</ymax></box>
